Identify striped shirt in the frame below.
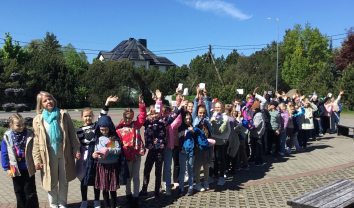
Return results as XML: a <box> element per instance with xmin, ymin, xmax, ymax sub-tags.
<box><xmin>76</xmin><ymin>106</ymin><xmax>109</xmax><ymax>149</ymax></box>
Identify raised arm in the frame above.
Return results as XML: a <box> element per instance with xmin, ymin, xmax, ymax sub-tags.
<box><xmin>100</xmin><ymin>95</ymin><xmax>119</xmax><ymax>117</ymax></box>
<box><xmin>155</xmin><ymin>89</ymin><xmax>163</xmax><ymax>118</ymax></box>
<box><xmin>203</xmin><ymin>88</ymin><xmax>211</xmax><ymax>119</ymax></box>
<box><xmin>134</xmin><ymin>94</ymin><xmax>147</xmax><ymax>129</ymax></box>
<box><xmin>336</xmin><ymin>91</ymin><xmax>344</xmax><ymax>103</ymax></box>
<box><xmin>255</xmin><ymin>94</ymin><xmax>267</xmax><ymax>111</ymax></box>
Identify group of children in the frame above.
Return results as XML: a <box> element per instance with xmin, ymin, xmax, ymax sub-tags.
<box><xmin>1</xmin><ymin>87</ymin><xmax>344</xmax><ymax>208</ymax></box>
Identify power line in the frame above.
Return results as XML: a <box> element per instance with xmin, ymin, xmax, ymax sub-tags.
<box><xmin>0</xmin><ymin>31</ymin><xmax>351</xmax><ymax>56</ymax></box>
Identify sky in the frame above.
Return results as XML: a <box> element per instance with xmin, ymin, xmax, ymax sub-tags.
<box><xmin>1</xmin><ymin>0</ymin><xmax>353</xmax><ymax>66</ymax></box>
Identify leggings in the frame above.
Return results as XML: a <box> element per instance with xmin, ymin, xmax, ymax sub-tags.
<box><xmin>209</xmin><ymin>144</ymin><xmax>226</xmax><ymax>178</ymax></box>
<box><xmin>102</xmin><ymin>191</ymin><xmax>116</xmax><ymax>208</ymax></box>
<box><xmin>142</xmin><ymin>149</ymin><xmax>164</xmax><ymax>193</ymax></box>
<box><xmin>80</xmin><ymin>179</ymin><xmax>100</xmax><ymax>201</ymax></box>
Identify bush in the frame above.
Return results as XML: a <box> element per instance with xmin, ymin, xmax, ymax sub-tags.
<box><xmin>171</xmin><ymin>95</ymin><xmax>196</xmax><ymax>101</ymax></box>
<box><xmin>0</xmin><ymin>127</ymin><xmax>9</xmax><ymax>143</ymax></box>
<box><xmin>72</xmin><ymin>119</ymin><xmax>84</xmax><ymax>129</ymax></box>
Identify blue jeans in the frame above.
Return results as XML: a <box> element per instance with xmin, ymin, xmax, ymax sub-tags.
<box><xmin>293</xmin><ymin>135</ymin><xmax>301</xmax><ymax>150</ymax></box>
<box><xmin>318</xmin><ymin>118</ymin><xmax>323</xmax><ymax>133</ymax></box>
<box><xmin>330</xmin><ymin>112</ymin><xmax>340</xmax><ymax>133</ymax></box>
<box><xmin>279</xmin><ymin>130</ymin><xmax>287</xmax><ymax>154</ymax></box>
<box><xmin>179</xmin><ymin>152</ymin><xmax>195</xmax><ymax>189</ymax></box>
<box><xmin>163</xmin><ymin>147</ymin><xmax>173</xmax><ymax>187</ymax></box>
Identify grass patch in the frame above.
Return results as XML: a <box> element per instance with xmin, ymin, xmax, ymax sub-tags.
<box><xmin>341</xmin><ymin>110</ymin><xmax>354</xmax><ymax>115</ymax></box>
<box><xmin>72</xmin><ymin>119</ymin><xmax>85</xmax><ymax>129</ymax></box>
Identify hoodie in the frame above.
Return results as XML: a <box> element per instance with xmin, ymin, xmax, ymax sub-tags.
<box><xmin>84</xmin><ymin>115</ymin><xmax>129</xmax><ymax>186</ymax></box>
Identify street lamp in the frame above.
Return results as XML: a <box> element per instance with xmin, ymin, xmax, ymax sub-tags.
<box><xmin>267</xmin><ymin>17</ymin><xmax>279</xmax><ymax>92</ymax></box>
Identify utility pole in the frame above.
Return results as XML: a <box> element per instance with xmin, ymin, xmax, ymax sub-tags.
<box><xmin>208</xmin><ymin>45</ymin><xmax>225</xmax><ymax>88</ymax></box>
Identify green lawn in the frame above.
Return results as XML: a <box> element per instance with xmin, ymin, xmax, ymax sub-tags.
<box><xmin>341</xmin><ymin>110</ymin><xmax>354</xmax><ymax>115</ymax></box>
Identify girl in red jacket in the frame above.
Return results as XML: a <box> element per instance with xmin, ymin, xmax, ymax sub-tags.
<box><xmin>116</xmin><ymin>94</ymin><xmax>146</xmax><ymax>207</ymax></box>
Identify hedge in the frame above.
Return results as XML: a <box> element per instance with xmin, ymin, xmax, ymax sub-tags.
<box><xmin>171</xmin><ymin>95</ymin><xmax>196</xmax><ymax>101</ymax></box>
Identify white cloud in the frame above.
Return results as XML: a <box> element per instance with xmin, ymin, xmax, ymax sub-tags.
<box><xmin>182</xmin><ymin>0</ymin><xmax>252</xmax><ymax>20</ymax></box>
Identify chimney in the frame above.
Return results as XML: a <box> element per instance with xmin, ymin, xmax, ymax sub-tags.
<box><xmin>138</xmin><ymin>39</ymin><xmax>147</xmax><ymax>48</ymax></box>
<box><xmin>129</xmin><ymin>37</ymin><xmax>134</xmax><ymax>41</ymax></box>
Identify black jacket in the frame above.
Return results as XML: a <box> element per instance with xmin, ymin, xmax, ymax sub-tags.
<box><xmin>84</xmin><ymin>115</ymin><xmax>129</xmax><ymax>186</ymax></box>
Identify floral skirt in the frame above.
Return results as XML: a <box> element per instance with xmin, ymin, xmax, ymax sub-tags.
<box><xmin>95</xmin><ymin>162</ymin><xmax>120</xmax><ymax>192</ymax></box>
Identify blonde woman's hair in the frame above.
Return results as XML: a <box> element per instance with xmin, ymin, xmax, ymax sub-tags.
<box><xmin>216</xmin><ymin>101</ymin><xmax>225</xmax><ymax>114</ymax></box>
<box><xmin>9</xmin><ymin>113</ymin><xmax>24</xmax><ymax>124</ymax></box>
<box><xmin>36</xmin><ymin>91</ymin><xmax>57</xmax><ymax>114</ymax></box>
<box><xmin>81</xmin><ymin>107</ymin><xmax>93</xmax><ymax>117</ymax></box>
<box><xmin>246</xmin><ymin>94</ymin><xmax>252</xmax><ymax>102</ymax></box>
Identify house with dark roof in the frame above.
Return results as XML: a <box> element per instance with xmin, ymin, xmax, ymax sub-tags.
<box><xmin>97</xmin><ymin>38</ymin><xmax>176</xmax><ymax>72</ymax></box>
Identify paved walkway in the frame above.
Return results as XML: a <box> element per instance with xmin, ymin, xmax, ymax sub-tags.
<box><xmin>0</xmin><ymin>111</ymin><xmax>353</xmax><ymax>207</ymax></box>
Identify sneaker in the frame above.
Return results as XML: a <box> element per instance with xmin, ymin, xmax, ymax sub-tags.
<box><xmin>80</xmin><ymin>201</ymin><xmax>88</xmax><ymax>208</ymax></box>
<box><xmin>165</xmin><ymin>186</ymin><xmax>171</xmax><ymax>196</ymax></box>
<box><xmin>187</xmin><ymin>187</ymin><xmax>194</xmax><ymax>196</ymax></box>
<box><xmin>255</xmin><ymin>162</ymin><xmax>264</xmax><ymax>166</ymax></box>
<box><xmin>240</xmin><ymin>165</ymin><xmax>249</xmax><ymax>171</ymax></box>
<box><xmin>278</xmin><ymin>152</ymin><xmax>284</xmax><ymax>156</ymax></box>
<box><xmin>208</xmin><ymin>177</ymin><xmax>214</xmax><ymax>184</ymax></box>
<box><xmin>138</xmin><ymin>190</ymin><xmax>148</xmax><ymax>198</ymax></box>
<box><xmin>178</xmin><ymin>189</ymin><xmax>184</xmax><ymax>196</ymax></box>
<box><xmin>217</xmin><ymin>177</ymin><xmax>225</xmax><ymax>186</ymax></box>
<box><xmin>204</xmin><ymin>182</ymin><xmax>210</xmax><ymax>190</ymax></box>
<box><xmin>194</xmin><ymin>183</ymin><xmax>205</xmax><ymax>192</ymax></box>
<box><xmin>93</xmin><ymin>200</ymin><xmax>101</xmax><ymax>208</ymax></box>
<box><xmin>154</xmin><ymin>192</ymin><xmax>161</xmax><ymax>201</ymax></box>
<box><xmin>319</xmin><ymin>133</ymin><xmax>323</xmax><ymax>137</ymax></box>
<box><xmin>286</xmin><ymin>148</ymin><xmax>292</xmax><ymax>154</ymax></box>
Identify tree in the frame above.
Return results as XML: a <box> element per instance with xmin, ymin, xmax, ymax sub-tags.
<box><xmin>62</xmin><ymin>43</ymin><xmax>88</xmax><ymax>75</ymax></box>
<box><xmin>83</xmin><ymin>60</ymin><xmax>134</xmax><ymax>107</ymax></box>
<box><xmin>0</xmin><ymin>33</ymin><xmax>28</xmax><ymax>64</ymax></box>
<box><xmin>282</xmin><ymin>23</ymin><xmax>330</xmax><ymax>88</ymax></box>
<box><xmin>340</xmin><ymin>65</ymin><xmax>354</xmax><ymax>110</ymax></box>
<box><xmin>224</xmin><ymin>49</ymin><xmax>240</xmax><ymax>66</ymax></box>
<box><xmin>42</xmin><ymin>32</ymin><xmax>61</xmax><ymax>54</ymax></box>
<box><xmin>334</xmin><ymin>33</ymin><xmax>354</xmax><ymax>71</ymax></box>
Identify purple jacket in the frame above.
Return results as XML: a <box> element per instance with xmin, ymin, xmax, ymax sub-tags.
<box><xmin>280</xmin><ymin>110</ymin><xmax>289</xmax><ymax>131</ymax></box>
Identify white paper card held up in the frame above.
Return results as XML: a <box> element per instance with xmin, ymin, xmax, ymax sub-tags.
<box><xmin>236</xmin><ymin>105</ymin><xmax>241</xmax><ymax>112</ymax></box>
<box><xmin>178</xmin><ymin>83</ymin><xmax>183</xmax><ymax>91</ymax></box>
<box><xmin>268</xmin><ymin>91</ymin><xmax>272</xmax><ymax>95</ymax></box>
<box><xmin>171</xmin><ymin>101</ymin><xmax>177</xmax><ymax>107</ymax></box>
<box><xmin>183</xmin><ymin>88</ymin><xmax>189</xmax><ymax>95</ymax></box>
<box><xmin>199</xmin><ymin>83</ymin><xmax>205</xmax><ymax>90</ymax></box>
<box><xmin>236</xmin><ymin>89</ymin><xmax>244</xmax><ymax>94</ymax></box>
